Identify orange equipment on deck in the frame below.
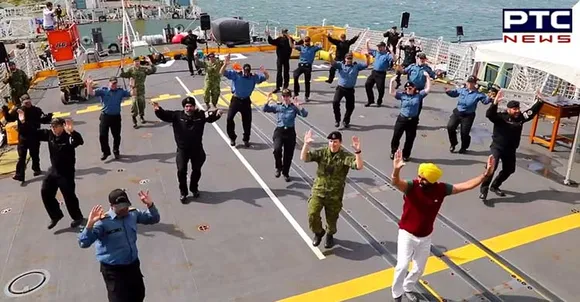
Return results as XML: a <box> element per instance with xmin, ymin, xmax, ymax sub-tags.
<box><xmin>46</xmin><ymin>23</ymin><xmax>80</xmax><ymax>62</ymax></box>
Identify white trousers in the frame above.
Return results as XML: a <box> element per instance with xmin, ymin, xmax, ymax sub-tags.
<box><xmin>392</xmin><ymin>229</ymin><xmax>432</xmax><ymax>298</ymax></box>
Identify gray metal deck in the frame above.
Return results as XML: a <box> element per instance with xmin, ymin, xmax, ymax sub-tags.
<box><xmin>0</xmin><ymin>51</ymin><xmax>578</xmax><ymax>302</ymax></box>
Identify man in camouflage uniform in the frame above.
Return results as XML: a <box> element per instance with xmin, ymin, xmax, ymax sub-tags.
<box><xmin>2</xmin><ymin>62</ymin><xmax>30</xmax><ymax>107</ymax></box>
<box><xmin>300</xmin><ymin>130</ymin><xmax>363</xmax><ymax>248</ymax></box>
<box><xmin>119</xmin><ymin>56</ymin><xmax>157</xmax><ymax>128</ymax></box>
<box><xmin>199</xmin><ymin>52</ymin><xmax>224</xmax><ymax>109</ymax></box>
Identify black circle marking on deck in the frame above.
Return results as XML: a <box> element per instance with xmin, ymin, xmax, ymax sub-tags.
<box><xmin>1</xmin><ymin>208</ymin><xmax>11</xmax><ymax>214</ymax></box>
<box><xmin>4</xmin><ymin>269</ymin><xmax>50</xmax><ymax>297</ymax></box>
<box><xmin>139</xmin><ymin>179</ymin><xmax>151</xmax><ymax>185</ymax></box>
<box><xmin>117</xmin><ymin>168</ymin><xmax>125</xmax><ymax>172</ymax></box>
<box><xmin>197</xmin><ymin>224</ymin><xmax>209</xmax><ymax>232</ymax></box>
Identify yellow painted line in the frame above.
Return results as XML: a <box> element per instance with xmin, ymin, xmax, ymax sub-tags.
<box><xmin>76</xmin><ymin>105</ymin><xmax>102</xmax><ymax>114</ymax></box>
<box><xmin>51</xmin><ymin>111</ymin><xmax>70</xmax><ymax>118</ymax></box>
<box><xmin>121</xmin><ymin>100</ymin><xmax>133</xmax><ymax>107</ymax></box>
<box><xmin>278</xmin><ymin>213</ymin><xmax>580</xmax><ymax>302</ymax></box>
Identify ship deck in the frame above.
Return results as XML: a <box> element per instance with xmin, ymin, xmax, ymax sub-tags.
<box><xmin>0</xmin><ymin>51</ymin><xmax>579</xmax><ymax>302</ymax></box>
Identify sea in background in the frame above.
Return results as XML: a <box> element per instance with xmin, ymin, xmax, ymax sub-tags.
<box><xmin>197</xmin><ymin>0</ymin><xmax>578</xmax><ymax>41</ymax></box>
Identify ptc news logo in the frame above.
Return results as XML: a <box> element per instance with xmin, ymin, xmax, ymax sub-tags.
<box><xmin>503</xmin><ymin>9</ymin><xmax>573</xmax><ymax>43</ymax></box>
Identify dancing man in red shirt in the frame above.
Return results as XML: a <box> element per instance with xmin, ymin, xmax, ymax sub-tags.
<box><xmin>389</xmin><ymin>149</ymin><xmax>494</xmax><ymax>302</ymax></box>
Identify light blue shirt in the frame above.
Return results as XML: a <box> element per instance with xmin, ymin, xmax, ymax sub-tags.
<box><xmin>395</xmin><ymin>91</ymin><xmax>428</xmax><ymax>118</ymax></box>
<box><xmin>94</xmin><ymin>87</ymin><xmax>131</xmax><ymax>115</ymax></box>
<box><xmin>78</xmin><ymin>205</ymin><xmax>160</xmax><ymax>265</ymax></box>
<box><xmin>263</xmin><ymin>103</ymin><xmax>308</xmax><ymax>128</ymax></box>
<box><xmin>295</xmin><ymin>45</ymin><xmax>322</xmax><ymax>65</ymax></box>
<box><xmin>404</xmin><ymin>64</ymin><xmax>436</xmax><ymax>90</ymax></box>
<box><xmin>333</xmin><ymin>62</ymin><xmax>368</xmax><ymax>88</ymax></box>
<box><xmin>370</xmin><ymin>50</ymin><xmax>393</xmax><ymax>72</ymax></box>
<box><xmin>446</xmin><ymin>87</ymin><xmax>492</xmax><ymax>113</ymax></box>
<box><xmin>224</xmin><ymin>70</ymin><xmax>267</xmax><ymax>98</ymax></box>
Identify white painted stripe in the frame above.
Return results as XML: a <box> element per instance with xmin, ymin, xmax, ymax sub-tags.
<box><xmin>175</xmin><ymin>76</ymin><xmax>326</xmax><ymax>260</ymax></box>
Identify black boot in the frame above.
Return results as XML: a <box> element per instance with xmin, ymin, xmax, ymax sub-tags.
<box><xmin>324</xmin><ymin>234</ymin><xmax>334</xmax><ymax>248</ymax></box>
<box><xmin>312</xmin><ymin>230</ymin><xmax>326</xmax><ymax>246</ymax></box>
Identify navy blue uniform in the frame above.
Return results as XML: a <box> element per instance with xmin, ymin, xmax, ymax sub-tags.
<box><xmin>390</xmin><ymin>90</ymin><xmax>428</xmax><ymax>159</ymax></box>
<box><xmin>78</xmin><ymin>203</ymin><xmax>160</xmax><ymax>302</ymax></box>
<box><xmin>445</xmin><ymin>87</ymin><xmax>492</xmax><ymax>152</ymax></box>
<box><xmin>94</xmin><ymin>87</ymin><xmax>131</xmax><ymax>158</ymax></box>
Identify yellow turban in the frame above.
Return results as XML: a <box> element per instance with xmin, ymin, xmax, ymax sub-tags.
<box><xmin>418</xmin><ymin>163</ymin><xmax>443</xmax><ymax>183</ymax></box>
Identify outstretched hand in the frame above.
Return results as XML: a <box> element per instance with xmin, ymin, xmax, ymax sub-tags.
<box><xmin>150</xmin><ymin>101</ymin><xmax>160</xmax><ymax>110</ymax></box>
<box><xmin>87</xmin><ymin>205</ymin><xmax>104</xmax><ymax>225</ymax></box>
<box><xmin>393</xmin><ymin>149</ymin><xmax>406</xmax><ymax>170</ymax></box>
<box><xmin>138</xmin><ymin>190</ymin><xmax>153</xmax><ymax>206</ymax></box>
<box><xmin>351</xmin><ymin>136</ymin><xmax>360</xmax><ymax>152</ymax></box>
<box><xmin>64</xmin><ymin>119</ymin><xmax>74</xmax><ymax>133</ymax></box>
<box><xmin>304</xmin><ymin>130</ymin><xmax>314</xmax><ymax>144</ymax></box>
<box><xmin>17</xmin><ymin>109</ymin><xmax>24</xmax><ymax>122</ymax></box>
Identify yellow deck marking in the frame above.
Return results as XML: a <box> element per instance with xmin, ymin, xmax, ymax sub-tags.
<box><xmin>219</xmin><ymin>91</ymin><xmax>270</xmax><ymax>107</ymax></box>
<box><xmin>76</xmin><ymin>105</ymin><xmax>102</xmax><ymax>114</ymax></box>
<box><xmin>278</xmin><ymin>213</ymin><xmax>580</xmax><ymax>302</ymax></box>
<box><xmin>121</xmin><ymin>100</ymin><xmax>133</xmax><ymax>107</ymax></box>
<box><xmin>51</xmin><ymin>111</ymin><xmax>70</xmax><ymax>118</ymax></box>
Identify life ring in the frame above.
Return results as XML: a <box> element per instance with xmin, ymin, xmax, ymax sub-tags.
<box><xmin>108</xmin><ymin>43</ymin><xmax>120</xmax><ymax>53</ymax></box>
<box><xmin>175</xmin><ymin>24</ymin><xmax>184</xmax><ymax>32</ymax></box>
<box><xmin>98</xmin><ymin>15</ymin><xmax>107</xmax><ymax>22</ymax></box>
<box><xmin>81</xmin><ymin>36</ymin><xmax>92</xmax><ymax>45</ymax></box>
<box><xmin>172</xmin><ymin>12</ymin><xmax>179</xmax><ymax>19</ymax></box>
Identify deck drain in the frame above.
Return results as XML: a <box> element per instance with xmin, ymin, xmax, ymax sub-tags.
<box><xmin>3</xmin><ymin>269</ymin><xmax>50</xmax><ymax>297</ymax></box>
<box><xmin>571</xmin><ymin>208</ymin><xmax>579</xmax><ymax>213</ymax></box>
<box><xmin>197</xmin><ymin>224</ymin><xmax>209</xmax><ymax>232</ymax></box>
<box><xmin>139</xmin><ymin>179</ymin><xmax>151</xmax><ymax>185</ymax></box>
<box><xmin>116</xmin><ymin>168</ymin><xmax>125</xmax><ymax>172</ymax></box>
<box><xmin>1</xmin><ymin>208</ymin><xmax>11</xmax><ymax>214</ymax></box>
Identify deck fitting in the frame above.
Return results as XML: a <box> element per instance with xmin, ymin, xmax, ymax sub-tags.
<box><xmin>1</xmin><ymin>208</ymin><xmax>11</xmax><ymax>214</ymax></box>
<box><xmin>3</xmin><ymin>269</ymin><xmax>50</xmax><ymax>297</ymax></box>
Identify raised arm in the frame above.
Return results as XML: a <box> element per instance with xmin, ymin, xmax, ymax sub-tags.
<box><xmin>327</xmin><ymin>34</ymin><xmax>340</xmax><ymax>45</ymax></box>
<box><xmin>204</xmin><ymin>109</ymin><xmax>222</xmax><ymax>123</ymax></box>
<box><xmin>151</xmin><ymin>102</ymin><xmax>177</xmax><ymax>123</ymax></box>
<box><xmin>389</xmin><ymin>77</ymin><xmax>398</xmax><ymax>97</ymax></box>
<box><xmin>391</xmin><ymin>150</ymin><xmax>409</xmax><ymax>193</ymax></box>
<box><xmin>445</xmin><ymin>87</ymin><xmax>460</xmax><ymax>98</ymax></box>
<box><xmin>522</xmin><ymin>90</ymin><xmax>545</xmax><ymax>123</ymax></box>
<box><xmin>135</xmin><ymin>190</ymin><xmax>160</xmax><ymax>224</ymax></box>
<box><xmin>449</xmin><ymin>156</ymin><xmax>495</xmax><ymax>195</ymax></box>
<box><xmin>485</xmin><ymin>90</ymin><xmax>504</xmax><ymax>123</ymax></box>
<box><xmin>78</xmin><ymin>205</ymin><xmax>105</xmax><ymax>248</ymax></box>
<box><xmin>300</xmin><ymin>130</ymin><xmax>319</xmax><ymax>162</ymax></box>
<box><xmin>422</xmin><ymin>71</ymin><xmax>432</xmax><ymax>94</ymax></box>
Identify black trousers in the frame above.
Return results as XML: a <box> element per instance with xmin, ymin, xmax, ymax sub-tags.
<box><xmin>226</xmin><ymin>96</ymin><xmax>252</xmax><ymax>142</ymax></box>
<box><xmin>99</xmin><ymin>113</ymin><xmax>122</xmax><ymax>155</ymax></box>
<box><xmin>480</xmin><ymin>147</ymin><xmax>517</xmax><ymax>193</ymax></box>
<box><xmin>15</xmin><ymin>139</ymin><xmax>41</xmax><ymax>179</ymax></box>
<box><xmin>273</xmin><ymin>127</ymin><xmax>296</xmax><ymax>176</ymax></box>
<box><xmin>41</xmin><ymin>170</ymin><xmax>83</xmax><ymax>221</ymax></box>
<box><xmin>293</xmin><ymin>63</ymin><xmax>312</xmax><ymax>98</ymax></box>
<box><xmin>390</xmin><ymin>115</ymin><xmax>419</xmax><ymax>158</ymax></box>
<box><xmin>276</xmin><ymin>58</ymin><xmax>290</xmax><ymax>89</ymax></box>
<box><xmin>365</xmin><ymin>70</ymin><xmax>387</xmax><ymax>105</ymax></box>
<box><xmin>186</xmin><ymin>49</ymin><xmax>202</xmax><ymax>74</ymax></box>
<box><xmin>447</xmin><ymin>109</ymin><xmax>476</xmax><ymax>150</ymax></box>
<box><xmin>176</xmin><ymin>147</ymin><xmax>206</xmax><ymax>195</ymax></box>
<box><xmin>332</xmin><ymin>86</ymin><xmax>355</xmax><ymax>124</ymax></box>
<box><xmin>100</xmin><ymin>259</ymin><xmax>145</xmax><ymax>302</ymax></box>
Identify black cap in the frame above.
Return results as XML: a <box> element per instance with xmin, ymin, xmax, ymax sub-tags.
<box><xmin>327</xmin><ymin>131</ymin><xmax>342</xmax><ymax>141</ymax></box>
<box><xmin>377</xmin><ymin>41</ymin><xmax>386</xmax><ymax>47</ymax></box>
<box><xmin>467</xmin><ymin>75</ymin><xmax>478</xmax><ymax>83</ymax></box>
<box><xmin>417</xmin><ymin>52</ymin><xmax>427</xmax><ymax>59</ymax></box>
<box><xmin>281</xmin><ymin>88</ymin><xmax>292</xmax><ymax>96</ymax></box>
<box><xmin>109</xmin><ymin>76</ymin><xmax>118</xmax><ymax>83</ymax></box>
<box><xmin>345</xmin><ymin>52</ymin><xmax>353</xmax><ymax>59</ymax></box>
<box><xmin>181</xmin><ymin>96</ymin><xmax>196</xmax><ymax>107</ymax></box>
<box><xmin>108</xmin><ymin>189</ymin><xmax>132</xmax><ymax>208</ymax></box>
<box><xmin>404</xmin><ymin>81</ymin><xmax>416</xmax><ymax>88</ymax></box>
<box><xmin>8</xmin><ymin>61</ymin><xmax>16</xmax><ymax>66</ymax></box>
<box><xmin>506</xmin><ymin>100</ymin><xmax>520</xmax><ymax>108</ymax></box>
<box><xmin>243</xmin><ymin>63</ymin><xmax>251</xmax><ymax>71</ymax></box>
<box><xmin>133</xmin><ymin>56</ymin><xmax>141</xmax><ymax>61</ymax></box>
<box><xmin>281</xmin><ymin>29</ymin><xmax>288</xmax><ymax>34</ymax></box>
<box><xmin>50</xmin><ymin>117</ymin><xmax>65</xmax><ymax>126</ymax></box>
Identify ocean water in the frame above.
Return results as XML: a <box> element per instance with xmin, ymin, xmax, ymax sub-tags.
<box><xmin>197</xmin><ymin>0</ymin><xmax>578</xmax><ymax>40</ymax></box>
